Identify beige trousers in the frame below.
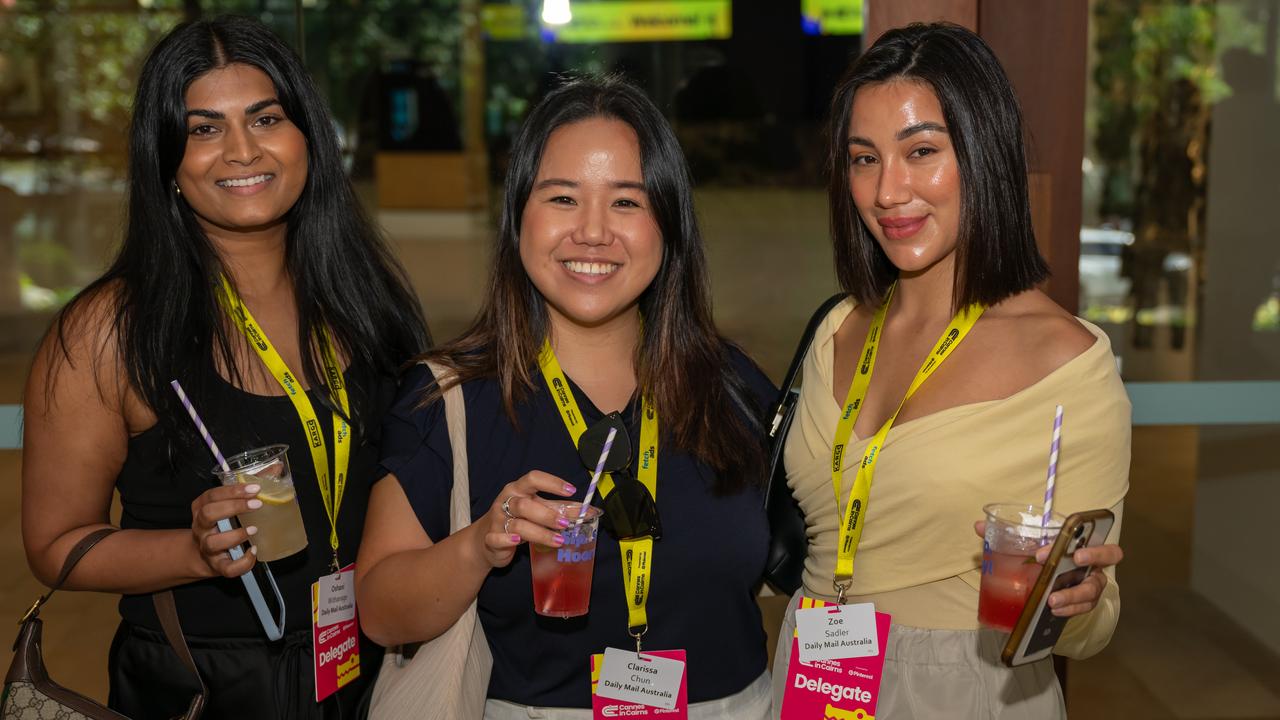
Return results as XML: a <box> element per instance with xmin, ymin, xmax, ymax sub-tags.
<box><xmin>771</xmin><ymin>591</ymin><xmax>1065</xmax><ymax>719</ymax></box>
<box><xmin>483</xmin><ymin>671</ymin><xmax>771</xmax><ymax>720</ymax></box>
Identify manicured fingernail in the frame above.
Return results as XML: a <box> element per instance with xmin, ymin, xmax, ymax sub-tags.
<box><xmin>557</xmin><ymin>518</ymin><xmax>572</xmax><ymax>528</ymax></box>
<box><xmin>563</xmin><ymin>483</ymin><xmax>576</xmax><ymax>494</ymax></box>
<box><xmin>244</xmin><ymin>484</ymin><xmax>260</xmax><ymax>494</ymax></box>
<box><xmin>510</xmin><ymin>534</ymin><xmax>522</xmax><ymax>543</ymax></box>
<box><xmin>552</xmin><ymin>534</ymin><xmax>565</xmax><ymax>546</ymax></box>
<box><xmin>250</xmin><ymin>545</ymin><xmax>258</xmax><ymax>555</ymax></box>
<box><xmin>247</xmin><ymin>499</ymin><xmax>263</xmax><ymax>509</ymax></box>
<box><xmin>246</xmin><ymin>526</ymin><xmax>258</xmax><ymax>536</ymax></box>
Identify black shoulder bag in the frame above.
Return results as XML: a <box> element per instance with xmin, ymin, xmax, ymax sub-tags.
<box><xmin>762</xmin><ymin>293</ymin><xmax>848</xmax><ymax>595</ymax></box>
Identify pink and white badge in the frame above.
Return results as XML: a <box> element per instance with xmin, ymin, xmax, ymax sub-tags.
<box><xmin>312</xmin><ymin>563</ymin><xmax>360</xmax><ymax>702</ymax></box>
<box><xmin>781</xmin><ymin>596</ymin><xmax>891</xmax><ymax>720</ymax></box>
<box><xmin>590</xmin><ymin>648</ymin><xmax>688</xmax><ymax>719</ymax></box>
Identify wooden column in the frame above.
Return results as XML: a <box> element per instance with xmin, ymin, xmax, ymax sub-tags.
<box><xmin>863</xmin><ymin>0</ymin><xmax>1086</xmax><ymax>313</ymax></box>
<box><xmin>979</xmin><ymin>0</ymin><xmax>1087</xmax><ymax>312</ymax></box>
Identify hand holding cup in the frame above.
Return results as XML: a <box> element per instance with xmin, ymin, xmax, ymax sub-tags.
<box><xmin>478</xmin><ymin>471</ymin><xmax>576</xmax><ymax>569</ymax></box>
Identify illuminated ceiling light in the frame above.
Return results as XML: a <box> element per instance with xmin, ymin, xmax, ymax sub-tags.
<box><xmin>542</xmin><ymin>0</ymin><xmax>572</xmax><ymax>26</ymax></box>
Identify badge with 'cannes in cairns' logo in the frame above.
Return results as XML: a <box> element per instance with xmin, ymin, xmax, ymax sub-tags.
<box><xmin>782</xmin><ymin>597</ymin><xmax>890</xmax><ymax>719</ymax></box>
<box><xmin>590</xmin><ymin>648</ymin><xmax>687</xmax><ymax>718</ymax></box>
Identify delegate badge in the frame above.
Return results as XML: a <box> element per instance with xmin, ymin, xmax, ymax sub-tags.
<box><xmin>312</xmin><ymin>563</ymin><xmax>360</xmax><ymax>702</ymax></box>
<box><xmin>781</xmin><ymin>596</ymin><xmax>891</xmax><ymax>719</ymax></box>
<box><xmin>590</xmin><ymin>648</ymin><xmax>688</xmax><ymax>718</ymax></box>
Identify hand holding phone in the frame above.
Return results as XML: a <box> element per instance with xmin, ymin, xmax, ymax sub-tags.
<box><xmin>1001</xmin><ymin>509</ymin><xmax>1116</xmax><ymax>667</ymax></box>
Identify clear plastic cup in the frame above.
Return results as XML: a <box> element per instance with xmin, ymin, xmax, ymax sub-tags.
<box><xmin>978</xmin><ymin>503</ymin><xmax>1064</xmax><ymax>631</ymax></box>
<box><xmin>529</xmin><ymin>502</ymin><xmax>602</xmax><ymax>618</ymax></box>
<box><xmin>212</xmin><ymin>445</ymin><xmax>308</xmax><ymax>562</ymax></box>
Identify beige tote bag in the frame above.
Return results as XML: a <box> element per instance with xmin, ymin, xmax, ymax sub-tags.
<box><xmin>367</xmin><ymin>361</ymin><xmax>493</xmax><ymax>719</ymax></box>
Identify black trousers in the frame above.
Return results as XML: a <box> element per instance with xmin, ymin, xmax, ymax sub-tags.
<box><xmin>108</xmin><ymin>622</ymin><xmax>381</xmax><ymax>720</ymax></box>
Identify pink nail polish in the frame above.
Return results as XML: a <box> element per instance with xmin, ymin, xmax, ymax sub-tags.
<box><xmin>557</xmin><ymin>518</ymin><xmax>572</xmax><ymax>528</ymax></box>
<box><xmin>247</xmin><ymin>499</ymin><xmax>263</xmax><ymax>509</ymax></box>
<box><xmin>552</xmin><ymin>534</ymin><xmax>565</xmax><ymax>546</ymax></box>
<box><xmin>510</xmin><ymin>534</ymin><xmax>522</xmax><ymax>543</ymax></box>
<box><xmin>564</xmin><ymin>483</ymin><xmax>576</xmax><ymax>495</ymax></box>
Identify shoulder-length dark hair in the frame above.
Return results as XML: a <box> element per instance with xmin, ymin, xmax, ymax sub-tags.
<box><xmin>425</xmin><ymin>75</ymin><xmax>763</xmax><ymax>493</ymax></box>
<box><xmin>50</xmin><ymin>15</ymin><xmax>429</xmax><ymax>437</ymax></box>
<box><xmin>828</xmin><ymin>22</ymin><xmax>1050</xmax><ymax>310</ymax></box>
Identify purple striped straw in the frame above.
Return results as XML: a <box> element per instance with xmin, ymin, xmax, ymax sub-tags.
<box><xmin>170</xmin><ymin>379</ymin><xmax>231</xmax><ymax>472</ymax></box>
<box><xmin>1042</xmin><ymin>404</ymin><xmax>1064</xmax><ymax>529</ymax></box>
<box><xmin>576</xmin><ymin>427</ymin><xmax>619</xmax><ymax>524</ymax></box>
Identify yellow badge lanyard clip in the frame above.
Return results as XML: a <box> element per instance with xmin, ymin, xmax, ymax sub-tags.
<box><xmin>219</xmin><ymin>275</ymin><xmax>351</xmax><ymax>572</ymax></box>
<box><xmin>538</xmin><ymin>340</ymin><xmax>658</xmax><ymax>653</ymax></box>
<box><xmin>830</xmin><ymin>283</ymin><xmax>984</xmax><ymax>603</ymax></box>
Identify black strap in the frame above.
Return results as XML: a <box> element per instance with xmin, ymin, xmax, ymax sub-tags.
<box><xmin>763</xmin><ymin>293</ymin><xmax>847</xmax><ymax>507</ymax></box>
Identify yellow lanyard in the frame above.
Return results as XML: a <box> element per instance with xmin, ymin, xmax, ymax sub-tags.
<box><xmin>830</xmin><ymin>283</ymin><xmax>984</xmax><ymax>599</ymax></box>
<box><xmin>219</xmin><ymin>276</ymin><xmax>350</xmax><ymax>567</ymax></box>
<box><xmin>538</xmin><ymin>339</ymin><xmax>658</xmax><ymax>638</ymax></box>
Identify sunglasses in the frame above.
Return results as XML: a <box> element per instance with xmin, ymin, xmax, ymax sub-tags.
<box><xmin>578</xmin><ymin>412</ymin><xmax>662</xmax><ymax>542</ymax></box>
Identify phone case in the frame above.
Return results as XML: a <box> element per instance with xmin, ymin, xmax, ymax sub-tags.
<box><xmin>1001</xmin><ymin>508</ymin><xmax>1116</xmax><ymax>667</ymax></box>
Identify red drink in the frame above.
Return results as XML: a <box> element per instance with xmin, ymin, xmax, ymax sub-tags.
<box><xmin>530</xmin><ymin>503</ymin><xmax>601</xmax><ymax>618</ymax></box>
<box><xmin>979</xmin><ymin>503</ymin><xmax>1061</xmax><ymax>632</ymax></box>
<box><xmin>978</xmin><ymin>548</ymin><xmax>1044</xmax><ymax>631</ymax></box>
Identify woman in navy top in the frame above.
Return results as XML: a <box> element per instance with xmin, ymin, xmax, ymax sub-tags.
<box><xmin>357</xmin><ymin>76</ymin><xmax>775</xmax><ymax>717</ymax></box>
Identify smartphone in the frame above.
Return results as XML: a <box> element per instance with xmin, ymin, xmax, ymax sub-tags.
<box><xmin>1001</xmin><ymin>508</ymin><xmax>1115</xmax><ymax>667</ymax></box>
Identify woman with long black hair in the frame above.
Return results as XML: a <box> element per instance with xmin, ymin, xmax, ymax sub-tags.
<box><xmin>356</xmin><ymin>76</ymin><xmax>775</xmax><ymax>717</ymax></box>
<box><xmin>22</xmin><ymin>15</ymin><xmax>428</xmax><ymax>717</ymax></box>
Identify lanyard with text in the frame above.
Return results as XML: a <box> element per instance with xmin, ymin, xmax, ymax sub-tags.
<box><xmin>538</xmin><ymin>340</ymin><xmax>658</xmax><ymax>646</ymax></box>
<box><xmin>830</xmin><ymin>283</ymin><xmax>984</xmax><ymax>601</ymax></box>
<box><xmin>220</xmin><ymin>276</ymin><xmax>350</xmax><ymax>569</ymax></box>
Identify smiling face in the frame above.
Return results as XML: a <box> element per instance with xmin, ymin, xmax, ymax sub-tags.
<box><xmin>175</xmin><ymin>63</ymin><xmax>308</xmax><ymax>239</ymax></box>
<box><xmin>847</xmin><ymin>80</ymin><xmax>961</xmax><ymax>275</ymax></box>
<box><xmin>519</xmin><ymin>117</ymin><xmax>663</xmax><ymax>332</ymax></box>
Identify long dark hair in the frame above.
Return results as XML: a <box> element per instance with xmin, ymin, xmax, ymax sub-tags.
<box><xmin>828</xmin><ymin>22</ymin><xmax>1050</xmax><ymax>310</ymax></box>
<box><xmin>49</xmin><ymin>15</ymin><xmax>429</xmax><ymax>439</ymax></box>
<box><xmin>425</xmin><ymin>75</ymin><xmax>764</xmax><ymax>493</ymax></box>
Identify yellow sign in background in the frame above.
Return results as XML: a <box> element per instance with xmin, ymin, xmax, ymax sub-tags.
<box><xmin>483</xmin><ymin>1</ymin><xmax>732</xmax><ymax>43</ymax></box>
<box><xmin>802</xmin><ymin>0</ymin><xmax>863</xmax><ymax>36</ymax></box>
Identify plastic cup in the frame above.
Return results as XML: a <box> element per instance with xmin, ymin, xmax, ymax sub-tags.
<box><xmin>529</xmin><ymin>502</ymin><xmax>602</xmax><ymax>618</ymax></box>
<box><xmin>978</xmin><ymin>503</ymin><xmax>1064</xmax><ymax>631</ymax></box>
<box><xmin>212</xmin><ymin>445</ymin><xmax>308</xmax><ymax>562</ymax></box>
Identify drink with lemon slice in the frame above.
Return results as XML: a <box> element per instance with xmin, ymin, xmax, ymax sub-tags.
<box><xmin>213</xmin><ymin>444</ymin><xmax>308</xmax><ymax>561</ymax></box>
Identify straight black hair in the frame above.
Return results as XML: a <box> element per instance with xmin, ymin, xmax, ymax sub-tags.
<box><xmin>828</xmin><ymin>22</ymin><xmax>1050</xmax><ymax>310</ymax></box>
<box><xmin>425</xmin><ymin>75</ymin><xmax>765</xmax><ymax>494</ymax></box>
<box><xmin>50</xmin><ymin>15</ymin><xmax>429</xmax><ymax>441</ymax></box>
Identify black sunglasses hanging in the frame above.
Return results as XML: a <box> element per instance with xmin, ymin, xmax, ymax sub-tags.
<box><xmin>578</xmin><ymin>412</ymin><xmax>662</xmax><ymax>542</ymax></box>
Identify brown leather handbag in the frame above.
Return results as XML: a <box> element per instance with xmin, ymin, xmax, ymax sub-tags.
<box><xmin>2</xmin><ymin>528</ymin><xmax>206</xmax><ymax>719</ymax></box>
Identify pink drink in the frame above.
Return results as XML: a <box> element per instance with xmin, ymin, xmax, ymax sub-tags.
<box><xmin>979</xmin><ymin>503</ymin><xmax>1062</xmax><ymax>632</ymax></box>
<box><xmin>978</xmin><ymin>547</ymin><xmax>1045</xmax><ymax>631</ymax></box>
<box><xmin>530</xmin><ymin>502</ymin><xmax>601</xmax><ymax>618</ymax></box>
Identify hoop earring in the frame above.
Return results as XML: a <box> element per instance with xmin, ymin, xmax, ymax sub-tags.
<box><xmin>173</xmin><ymin>180</ymin><xmax>182</xmax><ymax>196</ymax></box>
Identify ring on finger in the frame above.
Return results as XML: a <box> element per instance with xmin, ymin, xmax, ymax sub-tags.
<box><xmin>503</xmin><ymin>518</ymin><xmax>513</xmax><ymax>534</ymax></box>
<box><xmin>501</xmin><ymin>494</ymin><xmax>519</xmax><ymax>519</ymax></box>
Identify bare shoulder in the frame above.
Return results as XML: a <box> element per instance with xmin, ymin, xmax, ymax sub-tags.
<box><xmin>983</xmin><ymin>290</ymin><xmax>1098</xmax><ymax>377</ymax></box>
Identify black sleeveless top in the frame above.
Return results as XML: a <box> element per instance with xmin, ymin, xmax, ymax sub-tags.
<box><xmin>115</xmin><ymin>365</ymin><xmax>395</xmax><ymax>637</ymax></box>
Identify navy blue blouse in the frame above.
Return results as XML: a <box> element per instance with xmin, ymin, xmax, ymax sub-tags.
<box><xmin>378</xmin><ymin>347</ymin><xmax>776</xmax><ymax>707</ymax></box>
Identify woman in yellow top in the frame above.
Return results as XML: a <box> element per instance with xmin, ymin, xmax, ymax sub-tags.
<box><xmin>771</xmin><ymin>23</ymin><xmax>1128</xmax><ymax>718</ymax></box>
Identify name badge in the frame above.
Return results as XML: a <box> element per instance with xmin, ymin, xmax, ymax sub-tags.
<box><xmin>312</xmin><ymin>564</ymin><xmax>360</xmax><ymax>702</ymax></box>
<box><xmin>782</xmin><ymin>597</ymin><xmax>890</xmax><ymax>720</ymax></box>
<box><xmin>795</xmin><ymin>601</ymin><xmax>879</xmax><ymax>663</ymax></box>
<box><xmin>591</xmin><ymin>648</ymin><xmax>687</xmax><ymax>718</ymax></box>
